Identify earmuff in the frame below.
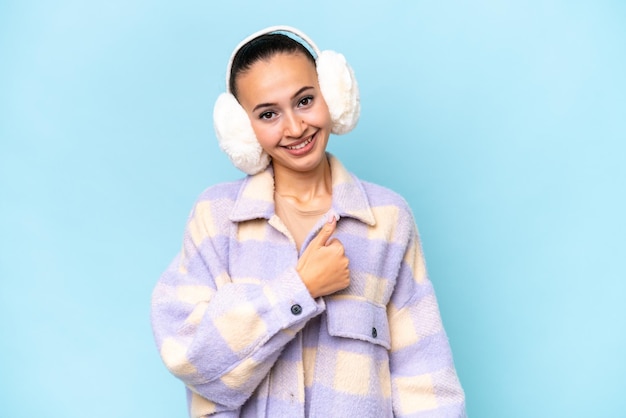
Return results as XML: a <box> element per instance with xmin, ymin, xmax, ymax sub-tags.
<box><xmin>213</xmin><ymin>25</ymin><xmax>360</xmax><ymax>175</ymax></box>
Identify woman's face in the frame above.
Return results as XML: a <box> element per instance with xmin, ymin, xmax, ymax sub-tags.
<box><xmin>235</xmin><ymin>52</ymin><xmax>332</xmax><ymax>175</ymax></box>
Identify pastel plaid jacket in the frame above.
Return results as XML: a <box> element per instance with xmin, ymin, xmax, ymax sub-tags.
<box><xmin>151</xmin><ymin>154</ymin><xmax>466</xmax><ymax>417</ymax></box>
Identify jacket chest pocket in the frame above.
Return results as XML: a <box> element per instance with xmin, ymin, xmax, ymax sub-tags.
<box><xmin>325</xmin><ymin>296</ymin><xmax>390</xmax><ymax>350</ymax></box>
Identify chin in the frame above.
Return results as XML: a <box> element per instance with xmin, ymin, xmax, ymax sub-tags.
<box><xmin>275</xmin><ymin>149</ymin><xmax>328</xmax><ymax>174</ymax></box>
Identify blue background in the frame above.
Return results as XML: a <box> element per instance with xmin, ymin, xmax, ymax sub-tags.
<box><xmin>1</xmin><ymin>1</ymin><xmax>625</xmax><ymax>417</ymax></box>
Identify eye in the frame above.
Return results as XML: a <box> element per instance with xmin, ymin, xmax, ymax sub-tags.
<box><xmin>259</xmin><ymin>111</ymin><xmax>276</xmax><ymax>120</ymax></box>
<box><xmin>298</xmin><ymin>96</ymin><xmax>314</xmax><ymax>107</ymax></box>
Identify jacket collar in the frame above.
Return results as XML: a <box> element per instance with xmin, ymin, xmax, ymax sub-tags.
<box><xmin>229</xmin><ymin>153</ymin><xmax>376</xmax><ymax>226</ymax></box>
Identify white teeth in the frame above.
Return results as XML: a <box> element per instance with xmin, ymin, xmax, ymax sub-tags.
<box><xmin>286</xmin><ymin>136</ymin><xmax>313</xmax><ymax>150</ymax></box>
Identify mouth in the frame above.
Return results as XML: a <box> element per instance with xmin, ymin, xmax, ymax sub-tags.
<box><xmin>284</xmin><ymin>133</ymin><xmax>316</xmax><ymax>150</ymax></box>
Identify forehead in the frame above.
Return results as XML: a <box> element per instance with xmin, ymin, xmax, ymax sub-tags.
<box><xmin>235</xmin><ymin>53</ymin><xmax>318</xmax><ymax>106</ymax></box>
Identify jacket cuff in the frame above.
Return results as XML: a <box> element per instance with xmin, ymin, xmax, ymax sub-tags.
<box><xmin>266</xmin><ymin>267</ymin><xmax>326</xmax><ymax>330</ymax></box>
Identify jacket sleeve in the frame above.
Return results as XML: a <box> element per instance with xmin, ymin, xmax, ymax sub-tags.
<box><xmin>150</xmin><ymin>196</ymin><xmax>325</xmax><ymax>414</ymax></box>
<box><xmin>387</xmin><ymin>219</ymin><xmax>466</xmax><ymax>418</ymax></box>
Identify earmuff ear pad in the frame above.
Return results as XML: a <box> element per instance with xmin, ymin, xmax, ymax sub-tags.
<box><xmin>317</xmin><ymin>50</ymin><xmax>360</xmax><ymax>135</ymax></box>
<box><xmin>214</xmin><ymin>93</ymin><xmax>270</xmax><ymax>175</ymax></box>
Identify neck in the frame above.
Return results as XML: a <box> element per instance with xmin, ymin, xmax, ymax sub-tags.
<box><xmin>273</xmin><ymin>155</ymin><xmax>332</xmax><ymax>205</ymax></box>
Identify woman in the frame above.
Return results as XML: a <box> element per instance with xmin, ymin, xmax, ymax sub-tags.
<box><xmin>151</xmin><ymin>26</ymin><xmax>466</xmax><ymax>417</ymax></box>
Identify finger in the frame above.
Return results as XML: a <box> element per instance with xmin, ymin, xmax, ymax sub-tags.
<box><xmin>313</xmin><ymin>214</ymin><xmax>337</xmax><ymax>248</ymax></box>
<box><xmin>325</xmin><ymin>238</ymin><xmax>345</xmax><ymax>253</ymax></box>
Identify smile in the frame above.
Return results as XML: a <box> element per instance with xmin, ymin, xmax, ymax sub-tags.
<box><xmin>285</xmin><ymin>134</ymin><xmax>315</xmax><ymax>150</ymax></box>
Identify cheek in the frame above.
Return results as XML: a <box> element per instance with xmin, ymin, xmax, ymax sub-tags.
<box><xmin>250</xmin><ymin>121</ymin><xmax>280</xmax><ymax>150</ymax></box>
<box><xmin>314</xmin><ymin>100</ymin><xmax>332</xmax><ymax>129</ymax></box>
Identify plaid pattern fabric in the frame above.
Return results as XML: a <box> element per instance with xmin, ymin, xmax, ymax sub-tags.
<box><xmin>151</xmin><ymin>154</ymin><xmax>466</xmax><ymax>417</ymax></box>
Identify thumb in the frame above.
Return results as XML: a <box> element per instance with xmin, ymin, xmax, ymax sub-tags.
<box><xmin>313</xmin><ymin>214</ymin><xmax>337</xmax><ymax>247</ymax></box>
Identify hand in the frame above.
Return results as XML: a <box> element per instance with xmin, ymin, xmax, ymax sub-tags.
<box><xmin>297</xmin><ymin>215</ymin><xmax>350</xmax><ymax>298</ymax></box>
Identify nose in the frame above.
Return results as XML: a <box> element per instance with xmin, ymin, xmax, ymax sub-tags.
<box><xmin>283</xmin><ymin>111</ymin><xmax>305</xmax><ymax>138</ymax></box>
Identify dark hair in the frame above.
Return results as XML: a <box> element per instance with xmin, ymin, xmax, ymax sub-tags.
<box><xmin>229</xmin><ymin>33</ymin><xmax>316</xmax><ymax>98</ymax></box>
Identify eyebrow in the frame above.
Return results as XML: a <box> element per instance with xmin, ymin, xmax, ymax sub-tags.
<box><xmin>252</xmin><ymin>86</ymin><xmax>315</xmax><ymax>113</ymax></box>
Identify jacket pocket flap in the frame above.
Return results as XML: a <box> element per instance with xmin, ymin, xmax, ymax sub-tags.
<box><xmin>326</xmin><ymin>296</ymin><xmax>390</xmax><ymax>350</ymax></box>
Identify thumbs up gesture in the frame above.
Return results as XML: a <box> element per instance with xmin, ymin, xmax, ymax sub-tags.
<box><xmin>297</xmin><ymin>215</ymin><xmax>350</xmax><ymax>298</ymax></box>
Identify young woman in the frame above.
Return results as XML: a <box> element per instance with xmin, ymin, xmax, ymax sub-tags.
<box><xmin>151</xmin><ymin>26</ymin><xmax>466</xmax><ymax>417</ymax></box>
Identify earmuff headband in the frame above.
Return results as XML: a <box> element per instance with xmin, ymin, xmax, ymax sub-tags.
<box><xmin>225</xmin><ymin>25</ymin><xmax>322</xmax><ymax>92</ymax></box>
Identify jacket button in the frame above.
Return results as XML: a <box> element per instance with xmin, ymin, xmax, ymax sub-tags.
<box><xmin>291</xmin><ymin>304</ymin><xmax>303</xmax><ymax>315</ymax></box>
<box><xmin>372</xmin><ymin>327</ymin><xmax>377</xmax><ymax>338</ymax></box>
